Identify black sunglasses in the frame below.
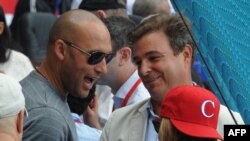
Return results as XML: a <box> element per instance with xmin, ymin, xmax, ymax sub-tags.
<box><xmin>62</xmin><ymin>39</ymin><xmax>114</xmax><ymax>65</ymax></box>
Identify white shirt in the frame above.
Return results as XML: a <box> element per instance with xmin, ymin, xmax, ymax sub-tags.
<box><xmin>0</xmin><ymin>49</ymin><xmax>34</xmax><ymax>81</ymax></box>
<box><xmin>96</xmin><ymin>85</ymin><xmax>114</xmax><ymax>128</ymax></box>
<box><xmin>113</xmin><ymin>70</ymin><xmax>150</xmax><ymax>109</ymax></box>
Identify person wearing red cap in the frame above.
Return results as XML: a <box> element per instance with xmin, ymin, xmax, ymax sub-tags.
<box><xmin>159</xmin><ymin>85</ymin><xmax>223</xmax><ymax>141</ymax></box>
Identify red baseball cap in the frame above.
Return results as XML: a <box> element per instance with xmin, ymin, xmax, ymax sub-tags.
<box><xmin>160</xmin><ymin>85</ymin><xmax>223</xmax><ymax>140</ymax></box>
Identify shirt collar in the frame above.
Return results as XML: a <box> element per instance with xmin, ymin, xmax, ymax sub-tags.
<box><xmin>146</xmin><ymin>102</ymin><xmax>159</xmax><ymax>119</ymax></box>
<box><xmin>115</xmin><ymin>70</ymin><xmax>140</xmax><ymax>98</ymax></box>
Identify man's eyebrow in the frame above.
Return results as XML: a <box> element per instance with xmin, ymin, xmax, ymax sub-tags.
<box><xmin>144</xmin><ymin>51</ymin><xmax>162</xmax><ymax>56</ymax></box>
<box><xmin>133</xmin><ymin>51</ymin><xmax>162</xmax><ymax>61</ymax></box>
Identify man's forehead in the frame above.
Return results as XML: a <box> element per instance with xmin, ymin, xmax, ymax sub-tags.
<box><xmin>133</xmin><ymin>50</ymin><xmax>162</xmax><ymax>59</ymax></box>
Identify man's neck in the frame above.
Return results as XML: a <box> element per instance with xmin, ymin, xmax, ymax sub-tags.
<box><xmin>113</xmin><ymin>66</ymin><xmax>137</xmax><ymax>95</ymax></box>
<box><xmin>151</xmin><ymin>99</ymin><xmax>162</xmax><ymax>115</ymax></box>
<box><xmin>0</xmin><ymin>132</ymin><xmax>17</xmax><ymax>141</ymax></box>
<box><xmin>39</xmin><ymin>61</ymin><xmax>68</xmax><ymax>97</ymax></box>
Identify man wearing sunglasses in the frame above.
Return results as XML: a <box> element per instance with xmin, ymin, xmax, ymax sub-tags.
<box><xmin>20</xmin><ymin>9</ymin><xmax>112</xmax><ymax>141</ymax></box>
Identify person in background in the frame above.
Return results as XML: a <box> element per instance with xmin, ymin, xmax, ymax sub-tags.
<box><xmin>0</xmin><ymin>5</ymin><xmax>33</xmax><ymax>81</ymax></box>
<box><xmin>159</xmin><ymin>85</ymin><xmax>223</xmax><ymax>141</ymax></box>
<box><xmin>79</xmin><ymin>0</ymin><xmax>142</xmax><ymax>24</ymax></box>
<box><xmin>0</xmin><ymin>73</ymin><xmax>27</xmax><ymax>141</ymax></box>
<box><xmin>78</xmin><ymin>0</ymin><xmax>128</xmax><ymax>19</ymax></box>
<box><xmin>20</xmin><ymin>9</ymin><xmax>112</xmax><ymax>141</ymax></box>
<box><xmin>100</xmin><ymin>13</ymin><xmax>244</xmax><ymax>141</ymax></box>
<box><xmin>68</xmin><ymin>84</ymin><xmax>102</xmax><ymax>141</ymax></box>
<box><xmin>99</xmin><ymin>16</ymin><xmax>150</xmax><ymax>111</ymax></box>
<box><xmin>78</xmin><ymin>0</ymin><xmax>130</xmax><ymax>127</ymax></box>
<box><xmin>132</xmin><ymin>0</ymin><xmax>170</xmax><ymax>17</ymax></box>
<box><xmin>10</xmin><ymin>0</ymin><xmax>72</xmax><ymax>44</ymax></box>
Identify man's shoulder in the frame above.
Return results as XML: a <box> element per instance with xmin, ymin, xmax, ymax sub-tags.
<box><xmin>20</xmin><ymin>71</ymin><xmax>44</xmax><ymax>91</ymax></box>
<box><xmin>112</xmin><ymin>99</ymin><xmax>150</xmax><ymax>117</ymax></box>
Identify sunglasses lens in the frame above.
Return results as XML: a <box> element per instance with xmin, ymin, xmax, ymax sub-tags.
<box><xmin>88</xmin><ymin>52</ymin><xmax>106</xmax><ymax>65</ymax></box>
<box><xmin>88</xmin><ymin>52</ymin><xmax>114</xmax><ymax>65</ymax></box>
<box><xmin>105</xmin><ymin>53</ymin><xmax>114</xmax><ymax>64</ymax></box>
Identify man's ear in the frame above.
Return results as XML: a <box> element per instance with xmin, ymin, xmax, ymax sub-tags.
<box><xmin>54</xmin><ymin>39</ymin><xmax>66</xmax><ymax>61</ymax></box>
<box><xmin>16</xmin><ymin>110</ymin><xmax>24</xmax><ymax>134</ymax></box>
<box><xmin>118</xmin><ymin>47</ymin><xmax>132</xmax><ymax>66</ymax></box>
<box><xmin>0</xmin><ymin>22</ymin><xmax>4</xmax><ymax>35</ymax></box>
<box><xmin>182</xmin><ymin>44</ymin><xmax>193</xmax><ymax>64</ymax></box>
<box><xmin>95</xmin><ymin>10</ymin><xmax>108</xmax><ymax>19</ymax></box>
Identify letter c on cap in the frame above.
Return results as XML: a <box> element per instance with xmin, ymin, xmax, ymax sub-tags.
<box><xmin>201</xmin><ymin>100</ymin><xmax>215</xmax><ymax>118</ymax></box>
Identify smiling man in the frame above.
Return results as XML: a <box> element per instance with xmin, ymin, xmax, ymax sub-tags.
<box><xmin>20</xmin><ymin>9</ymin><xmax>112</xmax><ymax>141</ymax></box>
<box><xmin>100</xmin><ymin>13</ymin><xmax>244</xmax><ymax>141</ymax></box>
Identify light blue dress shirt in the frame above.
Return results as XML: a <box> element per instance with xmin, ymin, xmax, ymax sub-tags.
<box><xmin>145</xmin><ymin>103</ymin><xmax>159</xmax><ymax>141</ymax></box>
<box><xmin>71</xmin><ymin>113</ymin><xmax>102</xmax><ymax>141</ymax></box>
<box><xmin>112</xmin><ymin>70</ymin><xmax>150</xmax><ymax>110</ymax></box>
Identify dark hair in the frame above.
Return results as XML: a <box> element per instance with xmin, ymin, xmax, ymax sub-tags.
<box><xmin>67</xmin><ymin>84</ymin><xmax>96</xmax><ymax>115</ymax></box>
<box><xmin>103</xmin><ymin>16</ymin><xmax>136</xmax><ymax>54</ymax></box>
<box><xmin>79</xmin><ymin>0</ymin><xmax>125</xmax><ymax>11</ymax></box>
<box><xmin>79</xmin><ymin>0</ymin><xmax>127</xmax><ymax>18</ymax></box>
<box><xmin>128</xmin><ymin>13</ymin><xmax>196</xmax><ymax>64</ymax></box>
<box><xmin>133</xmin><ymin>0</ymin><xmax>170</xmax><ymax>17</ymax></box>
<box><xmin>0</xmin><ymin>6</ymin><xmax>12</xmax><ymax>62</ymax></box>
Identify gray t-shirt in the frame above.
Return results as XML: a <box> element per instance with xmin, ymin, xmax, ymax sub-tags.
<box><xmin>20</xmin><ymin>71</ymin><xmax>78</xmax><ymax>141</ymax></box>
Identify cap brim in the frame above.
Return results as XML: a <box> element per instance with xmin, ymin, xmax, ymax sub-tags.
<box><xmin>171</xmin><ymin>119</ymin><xmax>223</xmax><ymax>140</ymax></box>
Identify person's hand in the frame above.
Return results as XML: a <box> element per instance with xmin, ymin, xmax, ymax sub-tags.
<box><xmin>83</xmin><ymin>95</ymin><xmax>102</xmax><ymax>130</ymax></box>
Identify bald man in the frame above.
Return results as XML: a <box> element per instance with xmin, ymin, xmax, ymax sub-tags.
<box><xmin>20</xmin><ymin>9</ymin><xmax>112</xmax><ymax>141</ymax></box>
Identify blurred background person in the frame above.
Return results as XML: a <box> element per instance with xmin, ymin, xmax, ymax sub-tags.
<box><xmin>132</xmin><ymin>0</ymin><xmax>171</xmax><ymax>17</ymax></box>
<box><xmin>0</xmin><ymin>6</ymin><xmax>33</xmax><ymax>82</ymax></box>
<box><xmin>99</xmin><ymin>16</ymin><xmax>150</xmax><ymax>111</ymax></box>
<box><xmin>78</xmin><ymin>0</ymin><xmax>143</xmax><ymax>24</ymax></box>
<box><xmin>10</xmin><ymin>0</ymin><xmax>72</xmax><ymax>41</ymax></box>
<box><xmin>79</xmin><ymin>0</ymin><xmax>128</xmax><ymax>19</ymax></box>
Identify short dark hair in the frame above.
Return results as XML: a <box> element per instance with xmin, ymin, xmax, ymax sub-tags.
<box><xmin>103</xmin><ymin>16</ymin><xmax>136</xmax><ymax>54</ymax></box>
<box><xmin>79</xmin><ymin>0</ymin><xmax>125</xmax><ymax>11</ymax></box>
<box><xmin>128</xmin><ymin>13</ymin><xmax>196</xmax><ymax>63</ymax></box>
<box><xmin>79</xmin><ymin>0</ymin><xmax>128</xmax><ymax>18</ymax></box>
